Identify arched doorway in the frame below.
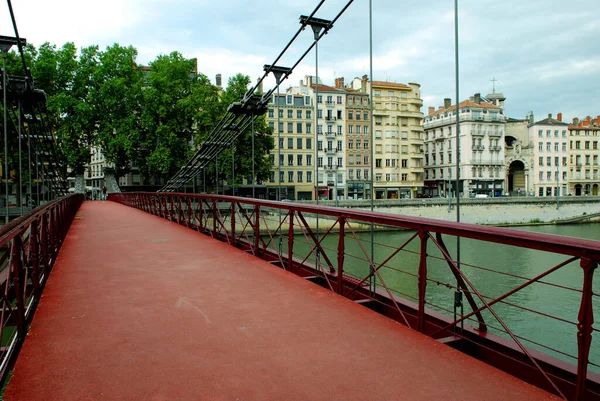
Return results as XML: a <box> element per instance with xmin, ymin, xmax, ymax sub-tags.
<box><xmin>575</xmin><ymin>184</ymin><xmax>582</xmax><ymax>196</ymax></box>
<box><xmin>585</xmin><ymin>184</ymin><xmax>591</xmax><ymax>196</ymax></box>
<box><xmin>508</xmin><ymin>160</ymin><xmax>525</xmax><ymax>193</ymax></box>
<box><xmin>593</xmin><ymin>184</ymin><xmax>599</xmax><ymax>196</ymax></box>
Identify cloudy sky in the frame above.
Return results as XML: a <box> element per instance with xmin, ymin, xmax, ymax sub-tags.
<box><xmin>1</xmin><ymin>0</ymin><xmax>598</xmax><ymax>122</ymax></box>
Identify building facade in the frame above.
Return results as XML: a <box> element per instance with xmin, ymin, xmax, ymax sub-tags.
<box><xmin>423</xmin><ymin>94</ymin><xmax>506</xmax><ymax>197</ymax></box>
<box><xmin>265</xmin><ymin>92</ymin><xmax>315</xmax><ymax>200</ymax></box>
<box><xmin>341</xmin><ymin>78</ymin><xmax>372</xmax><ymax>200</ymax></box>
<box><xmin>568</xmin><ymin>115</ymin><xmax>600</xmax><ymax>196</ymax></box>
<box><xmin>528</xmin><ymin>113</ymin><xmax>569</xmax><ymax>197</ymax></box>
<box><xmin>504</xmin><ymin>116</ymin><xmax>534</xmax><ymax>195</ymax></box>
<box><xmin>350</xmin><ymin>76</ymin><xmax>424</xmax><ymax>199</ymax></box>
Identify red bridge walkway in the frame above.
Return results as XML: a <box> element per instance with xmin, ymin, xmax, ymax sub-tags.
<box><xmin>4</xmin><ymin>201</ymin><xmax>557</xmax><ymax>400</ymax></box>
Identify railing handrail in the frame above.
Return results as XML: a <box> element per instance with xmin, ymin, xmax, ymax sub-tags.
<box><xmin>117</xmin><ymin>192</ymin><xmax>600</xmax><ymax>260</ymax></box>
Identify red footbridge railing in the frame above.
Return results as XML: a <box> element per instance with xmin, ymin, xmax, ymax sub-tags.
<box><xmin>112</xmin><ymin>192</ymin><xmax>599</xmax><ymax>400</ymax></box>
<box><xmin>0</xmin><ymin>194</ymin><xmax>83</xmax><ymax>384</ymax></box>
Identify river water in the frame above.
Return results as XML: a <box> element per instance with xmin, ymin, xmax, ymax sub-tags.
<box><xmin>288</xmin><ymin>222</ymin><xmax>600</xmax><ymax>371</ymax></box>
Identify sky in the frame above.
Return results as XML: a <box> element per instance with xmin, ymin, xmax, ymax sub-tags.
<box><xmin>1</xmin><ymin>0</ymin><xmax>599</xmax><ymax>123</ymax></box>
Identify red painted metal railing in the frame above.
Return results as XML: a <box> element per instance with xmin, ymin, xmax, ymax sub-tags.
<box><xmin>0</xmin><ymin>194</ymin><xmax>83</xmax><ymax>384</ymax></box>
<box><xmin>111</xmin><ymin>192</ymin><xmax>600</xmax><ymax>400</ymax></box>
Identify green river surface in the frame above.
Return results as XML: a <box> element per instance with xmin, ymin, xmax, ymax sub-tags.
<box><xmin>281</xmin><ymin>222</ymin><xmax>600</xmax><ymax>372</ymax></box>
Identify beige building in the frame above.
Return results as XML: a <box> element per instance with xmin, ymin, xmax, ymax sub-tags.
<box><xmin>568</xmin><ymin>115</ymin><xmax>600</xmax><ymax>196</ymax></box>
<box><xmin>504</xmin><ymin>115</ymin><xmax>534</xmax><ymax>195</ymax></box>
<box><xmin>265</xmin><ymin>92</ymin><xmax>315</xmax><ymax>200</ymax></box>
<box><xmin>350</xmin><ymin>76</ymin><xmax>424</xmax><ymax>199</ymax></box>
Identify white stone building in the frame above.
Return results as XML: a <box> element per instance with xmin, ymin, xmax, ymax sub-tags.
<box><xmin>528</xmin><ymin>113</ymin><xmax>569</xmax><ymax>197</ymax></box>
<box><xmin>423</xmin><ymin>94</ymin><xmax>506</xmax><ymax>197</ymax></box>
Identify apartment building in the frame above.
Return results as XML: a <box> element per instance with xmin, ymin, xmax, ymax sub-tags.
<box><xmin>340</xmin><ymin>78</ymin><xmax>372</xmax><ymax>200</ymax></box>
<box><xmin>505</xmin><ymin>115</ymin><xmax>534</xmax><ymax>195</ymax></box>
<box><xmin>350</xmin><ymin>76</ymin><xmax>424</xmax><ymax>199</ymax></box>
<box><xmin>423</xmin><ymin>93</ymin><xmax>506</xmax><ymax>197</ymax></box>
<box><xmin>568</xmin><ymin>115</ymin><xmax>600</xmax><ymax>196</ymax></box>
<box><xmin>528</xmin><ymin>113</ymin><xmax>569</xmax><ymax>197</ymax></box>
<box><xmin>265</xmin><ymin>92</ymin><xmax>314</xmax><ymax>200</ymax></box>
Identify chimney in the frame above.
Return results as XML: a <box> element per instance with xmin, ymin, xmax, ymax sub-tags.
<box><xmin>548</xmin><ymin>113</ymin><xmax>552</xmax><ymax>119</ymax></box>
<box><xmin>335</xmin><ymin>77</ymin><xmax>345</xmax><ymax>89</ymax></box>
<box><xmin>438</xmin><ymin>106</ymin><xmax>444</xmax><ymax>111</ymax></box>
<box><xmin>557</xmin><ymin>113</ymin><xmax>562</xmax><ymax>122</ymax></box>
<box><xmin>474</xmin><ymin>93</ymin><xmax>481</xmax><ymax>104</ymax></box>
<box><xmin>300</xmin><ymin>79</ymin><xmax>304</xmax><ymax>87</ymax></box>
<box><xmin>443</xmin><ymin>98</ymin><xmax>451</xmax><ymax>109</ymax></box>
<box><xmin>573</xmin><ymin>117</ymin><xmax>579</xmax><ymax>126</ymax></box>
<box><xmin>428</xmin><ymin>106</ymin><xmax>435</xmax><ymax>115</ymax></box>
<box><xmin>361</xmin><ymin>74</ymin><xmax>368</xmax><ymax>92</ymax></box>
<box><xmin>306</xmin><ymin>76</ymin><xmax>313</xmax><ymax>87</ymax></box>
<box><xmin>216</xmin><ymin>73</ymin><xmax>222</xmax><ymax>87</ymax></box>
<box><xmin>586</xmin><ymin>116</ymin><xmax>591</xmax><ymax>123</ymax></box>
<box><xmin>257</xmin><ymin>76</ymin><xmax>263</xmax><ymax>93</ymax></box>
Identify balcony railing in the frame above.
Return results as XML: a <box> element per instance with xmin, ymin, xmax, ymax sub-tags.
<box><xmin>470</xmin><ymin>159</ymin><xmax>505</xmax><ymax>165</ymax></box>
<box><xmin>113</xmin><ymin>191</ymin><xmax>600</xmax><ymax>400</ymax></box>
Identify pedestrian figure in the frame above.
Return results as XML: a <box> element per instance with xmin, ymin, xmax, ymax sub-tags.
<box><xmin>102</xmin><ymin>186</ymin><xmax>108</xmax><ymax>202</ymax></box>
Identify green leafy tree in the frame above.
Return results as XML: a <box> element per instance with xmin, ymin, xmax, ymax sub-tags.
<box><xmin>92</xmin><ymin>44</ymin><xmax>143</xmax><ymax>179</ymax></box>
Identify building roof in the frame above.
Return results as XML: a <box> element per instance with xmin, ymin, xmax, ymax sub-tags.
<box><xmin>428</xmin><ymin>100</ymin><xmax>500</xmax><ymax>117</ymax></box>
<box><xmin>533</xmin><ymin>118</ymin><xmax>568</xmax><ymax>126</ymax></box>
<box><xmin>372</xmin><ymin>81</ymin><xmax>410</xmax><ymax>89</ymax></box>
<box><xmin>311</xmin><ymin>84</ymin><xmax>344</xmax><ymax>92</ymax></box>
<box><xmin>569</xmin><ymin>116</ymin><xmax>600</xmax><ymax>129</ymax></box>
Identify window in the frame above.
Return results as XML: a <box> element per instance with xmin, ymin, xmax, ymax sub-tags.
<box><xmin>317</xmin><ymin>95</ymin><xmax>322</xmax><ymax>104</ymax></box>
<box><xmin>270</xmin><ymin>171</ymin><xmax>275</xmax><ymax>182</ymax></box>
<box><xmin>317</xmin><ymin>141</ymin><xmax>323</xmax><ymax>151</ymax></box>
<box><xmin>401</xmin><ymin>131</ymin><xmax>408</xmax><ymax>140</ymax></box>
<box><xmin>327</xmin><ymin>141</ymin><xmax>333</xmax><ymax>151</ymax></box>
<box><xmin>307</xmin><ymin>171</ymin><xmax>312</xmax><ymax>182</ymax></box>
<box><xmin>278</xmin><ymin>122</ymin><xmax>284</xmax><ymax>133</ymax></box>
<box><xmin>348</xmin><ymin>140</ymin><xmax>354</xmax><ymax>149</ymax></box>
<box><xmin>376</xmin><ymin>173</ymin><xmax>382</xmax><ymax>181</ymax></box>
<box><xmin>563</xmin><ymin>157</ymin><xmax>567</xmax><ymax>166</ymax></box>
<box><xmin>269</xmin><ymin>154</ymin><xmax>275</xmax><ymax>166</ymax></box>
<box><xmin>356</xmin><ymin>170</ymin><xmax>361</xmax><ymax>179</ymax></box>
<box><xmin>562</xmin><ymin>130</ymin><xmax>567</xmax><ymax>138</ymax></box>
<box><xmin>554</xmin><ymin>143</ymin><xmax>559</xmax><ymax>151</ymax></box>
<box><xmin>268</xmin><ymin>121</ymin><xmax>274</xmax><ymax>130</ymax></box>
<box><xmin>317</xmin><ymin>109</ymin><xmax>322</xmax><ymax>118</ymax></box>
<box><xmin>546</xmin><ymin>143</ymin><xmax>551</xmax><ymax>151</ymax></box>
<box><xmin>547</xmin><ymin>171</ymin><xmax>552</xmax><ymax>181</ymax></box>
<box><xmin>337</xmin><ymin>96</ymin><xmax>342</xmax><ymax>104</ymax></box>
<box><xmin>348</xmin><ymin>125</ymin><xmax>354</xmax><ymax>134</ymax></box>
<box><xmin>317</xmin><ymin>125</ymin><xmax>323</xmax><ymax>134</ymax></box>
<box><xmin>539</xmin><ymin>142</ymin><xmax>543</xmax><ymax>151</ymax></box>
<box><xmin>595</xmin><ymin>142</ymin><xmax>599</xmax><ymax>150</ymax></box>
<box><xmin>297</xmin><ymin>154</ymin><xmax>303</xmax><ymax>166</ymax></box>
<box><xmin>337</xmin><ymin>126</ymin><xmax>343</xmax><ymax>135</ymax></box>
<box><xmin>386</xmin><ymin>159</ymin><xmax>391</xmax><ymax>167</ymax></box>
<box><xmin>401</xmin><ymin>92</ymin><xmax>407</xmax><ymax>99</ymax></box>
<box><xmin>562</xmin><ymin>143</ymin><xmax>567</xmax><ymax>152</ymax></box>
<box><xmin>364</xmin><ymin>142</ymin><xmax>369</xmax><ymax>150</ymax></box>
<box><xmin>374</xmin><ymin>90</ymin><xmax>381</xmax><ymax>96</ymax></box>
<box><xmin>546</xmin><ymin>130</ymin><xmax>551</xmax><ymax>137</ymax></box>
<box><xmin>297</xmin><ymin>123</ymin><xmax>303</xmax><ymax>134</ymax></box>
<box><xmin>539</xmin><ymin>157</ymin><xmax>544</xmax><ymax>166</ymax></box>
<box><xmin>288</xmin><ymin>138</ymin><xmax>293</xmax><ymax>149</ymax></box>
<box><xmin>538</xmin><ymin>130</ymin><xmax>543</xmax><ymax>137</ymax></box>
<box><xmin>364</xmin><ymin>169</ymin><xmax>369</xmax><ymax>180</ymax></box>
<box><xmin>356</xmin><ymin>126</ymin><xmax>361</xmax><ymax>134</ymax></box>
<box><xmin>326</xmin><ymin>95</ymin><xmax>332</xmax><ymax>104</ymax></box>
<box><xmin>337</xmin><ymin>173</ymin><xmax>343</xmax><ymax>183</ymax></box>
<box><xmin>364</xmin><ymin>156</ymin><xmax>369</xmax><ymax>165</ymax></box>
<box><xmin>401</xmin><ymin>118</ymin><xmax>408</xmax><ymax>126</ymax></box>
<box><xmin>287</xmin><ymin>109</ymin><xmax>293</xmax><ymax>118</ymax></box>
<box><xmin>297</xmin><ymin>171</ymin><xmax>303</xmax><ymax>182</ymax></box>
<box><xmin>585</xmin><ymin>141</ymin><xmax>591</xmax><ymax>149</ymax></box>
<box><xmin>307</xmin><ymin>154</ymin><xmax>312</xmax><ymax>165</ymax></box>
<box><xmin>306</xmin><ymin>138</ymin><xmax>312</xmax><ymax>149</ymax></box>
<box><xmin>356</xmin><ymin>112</ymin><xmax>361</xmax><ymax>121</ymax></box>
<box><xmin>338</xmin><ymin>157</ymin><xmax>343</xmax><ymax>167</ymax></box>
<box><xmin>364</xmin><ymin>112</ymin><xmax>368</xmax><ymax>120</ymax></box>
<box><xmin>546</xmin><ymin>157</ymin><xmax>551</xmax><ymax>166</ymax></box>
<box><xmin>317</xmin><ymin>157</ymin><xmax>323</xmax><ymax>167</ymax></box>
<box><xmin>306</xmin><ymin>110</ymin><xmax>312</xmax><ymax>119</ymax></box>
<box><xmin>555</xmin><ymin>157</ymin><xmax>559</xmax><ymax>166</ymax></box>
<box><xmin>554</xmin><ymin>130</ymin><xmax>559</xmax><ymax>138</ymax></box>
<box><xmin>364</xmin><ymin>126</ymin><xmax>369</xmax><ymax>136</ymax></box>
<box><xmin>376</xmin><ymin>159</ymin><xmax>382</xmax><ymax>168</ymax></box>
<box><xmin>375</xmin><ymin>130</ymin><xmax>382</xmax><ymax>139</ymax></box>
<box><xmin>268</xmin><ymin>109</ymin><xmax>274</xmax><ymax>118</ymax></box>
<box><xmin>349</xmin><ymin>169</ymin><xmax>354</xmax><ymax>180</ymax></box>
<box><xmin>279</xmin><ymin>154</ymin><xmax>284</xmax><ymax>165</ymax></box>
<box><xmin>401</xmin><ymin>145</ymin><xmax>408</xmax><ymax>154</ymax></box>
<box><xmin>288</xmin><ymin>154</ymin><xmax>293</xmax><ymax>166</ymax></box>
<box><xmin>402</xmin><ymin>159</ymin><xmax>408</xmax><ymax>168</ymax></box>
<box><xmin>306</xmin><ymin>123</ymin><xmax>312</xmax><ymax>134</ymax></box>
<box><xmin>402</xmin><ymin>174</ymin><xmax>408</xmax><ymax>181</ymax></box>
<box><xmin>288</xmin><ymin>171</ymin><xmax>294</xmax><ymax>182</ymax></box>
<box><xmin>297</xmin><ymin>110</ymin><xmax>302</xmax><ymax>119</ymax></box>
<box><xmin>280</xmin><ymin>170</ymin><xmax>284</xmax><ymax>183</ymax></box>
<box><xmin>386</xmin><ymin>173</ymin><xmax>391</xmax><ymax>181</ymax></box>
<box><xmin>337</xmin><ymin>140</ymin><xmax>343</xmax><ymax>151</ymax></box>
<box><xmin>348</xmin><ymin>112</ymin><xmax>354</xmax><ymax>120</ymax></box>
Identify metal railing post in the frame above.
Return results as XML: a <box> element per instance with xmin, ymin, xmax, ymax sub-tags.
<box><xmin>337</xmin><ymin>217</ymin><xmax>345</xmax><ymax>295</ymax></box>
<box><xmin>29</xmin><ymin>219</ymin><xmax>40</xmax><ymax>298</ymax></box>
<box><xmin>575</xmin><ymin>257</ymin><xmax>597</xmax><ymax>401</ymax></box>
<box><xmin>254</xmin><ymin>205</ymin><xmax>260</xmax><ymax>256</ymax></box>
<box><xmin>11</xmin><ymin>236</ymin><xmax>26</xmax><ymax>337</ymax></box>
<box><xmin>231</xmin><ymin>202</ymin><xmax>236</xmax><ymax>244</ymax></box>
<box><xmin>417</xmin><ymin>230</ymin><xmax>429</xmax><ymax>333</ymax></box>
<box><xmin>287</xmin><ymin>209</ymin><xmax>294</xmax><ymax>272</ymax></box>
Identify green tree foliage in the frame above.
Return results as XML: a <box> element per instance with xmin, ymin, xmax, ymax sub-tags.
<box><xmin>3</xmin><ymin>41</ymin><xmax>273</xmax><ymax>187</ymax></box>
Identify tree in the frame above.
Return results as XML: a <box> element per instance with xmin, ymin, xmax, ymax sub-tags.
<box><xmin>92</xmin><ymin>44</ymin><xmax>143</xmax><ymax>179</ymax></box>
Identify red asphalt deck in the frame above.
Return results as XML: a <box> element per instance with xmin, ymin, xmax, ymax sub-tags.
<box><xmin>4</xmin><ymin>201</ymin><xmax>558</xmax><ymax>400</ymax></box>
